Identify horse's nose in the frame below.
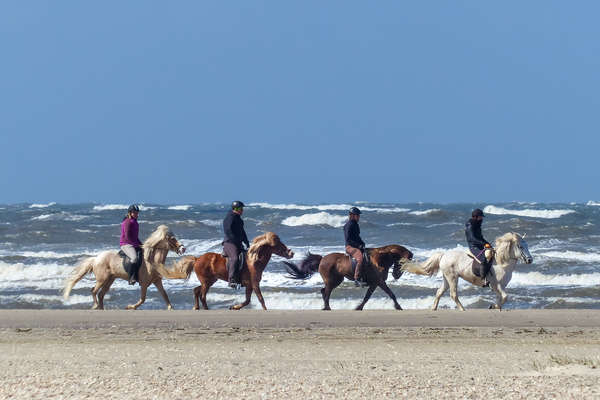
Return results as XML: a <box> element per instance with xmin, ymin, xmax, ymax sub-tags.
<box><xmin>527</xmin><ymin>258</ymin><xmax>533</xmax><ymax>264</ymax></box>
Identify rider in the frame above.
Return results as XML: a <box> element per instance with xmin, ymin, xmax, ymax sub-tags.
<box><xmin>120</xmin><ymin>204</ymin><xmax>143</xmax><ymax>285</ymax></box>
<box><xmin>465</xmin><ymin>208</ymin><xmax>492</xmax><ymax>287</ymax></box>
<box><xmin>344</xmin><ymin>207</ymin><xmax>367</xmax><ymax>287</ymax></box>
<box><xmin>222</xmin><ymin>200</ymin><xmax>250</xmax><ymax>288</ymax></box>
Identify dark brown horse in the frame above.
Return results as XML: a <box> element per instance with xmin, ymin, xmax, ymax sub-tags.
<box><xmin>160</xmin><ymin>232</ymin><xmax>293</xmax><ymax>310</ymax></box>
<box><xmin>284</xmin><ymin>245</ymin><xmax>413</xmax><ymax>310</ymax></box>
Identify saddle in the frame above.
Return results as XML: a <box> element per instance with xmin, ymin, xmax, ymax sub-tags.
<box><xmin>466</xmin><ymin>248</ymin><xmax>494</xmax><ymax>278</ymax></box>
<box><xmin>118</xmin><ymin>248</ymin><xmax>144</xmax><ymax>282</ymax></box>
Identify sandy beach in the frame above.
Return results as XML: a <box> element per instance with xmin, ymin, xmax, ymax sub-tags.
<box><xmin>1</xmin><ymin>309</ymin><xmax>599</xmax><ymax>399</ymax></box>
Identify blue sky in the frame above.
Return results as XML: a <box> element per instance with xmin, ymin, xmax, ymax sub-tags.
<box><xmin>2</xmin><ymin>2</ymin><xmax>599</xmax><ymax>204</ymax></box>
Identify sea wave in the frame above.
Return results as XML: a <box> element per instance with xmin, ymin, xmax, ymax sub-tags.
<box><xmin>200</xmin><ymin>219</ymin><xmax>221</xmax><ymax>227</ymax></box>
<box><xmin>93</xmin><ymin>204</ymin><xmax>155</xmax><ymax>211</ymax></box>
<box><xmin>281</xmin><ymin>212</ymin><xmax>347</xmax><ymax>228</ymax></box>
<box><xmin>249</xmin><ymin>202</ymin><xmax>409</xmax><ymax>213</ymax></box>
<box><xmin>182</xmin><ymin>239</ymin><xmax>224</xmax><ymax>255</ymax></box>
<box><xmin>586</xmin><ymin>201</ymin><xmax>600</xmax><ymax>206</ymax></box>
<box><xmin>29</xmin><ymin>202</ymin><xmax>56</xmax><ymax>208</ymax></box>
<box><xmin>483</xmin><ymin>205</ymin><xmax>575</xmax><ymax>219</ymax></box>
<box><xmin>168</xmin><ymin>205</ymin><xmax>192</xmax><ymax>211</ymax></box>
<box><xmin>93</xmin><ymin>204</ymin><xmax>128</xmax><ymax>211</ymax></box>
<box><xmin>30</xmin><ymin>212</ymin><xmax>89</xmax><ymax>222</ymax></box>
<box><xmin>536</xmin><ymin>250</ymin><xmax>600</xmax><ymax>263</ymax></box>
<box><xmin>409</xmin><ymin>209</ymin><xmax>442</xmax><ymax>216</ymax></box>
<box><xmin>510</xmin><ymin>271</ymin><xmax>600</xmax><ymax>287</ymax></box>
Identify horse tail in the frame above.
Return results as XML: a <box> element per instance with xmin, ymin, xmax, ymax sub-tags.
<box><xmin>284</xmin><ymin>252</ymin><xmax>322</xmax><ymax>280</ymax></box>
<box><xmin>401</xmin><ymin>252</ymin><xmax>443</xmax><ymax>277</ymax></box>
<box><xmin>155</xmin><ymin>256</ymin><xmax>196</xmax><ymax>280</ymax></box>
<box><xmin>63</xmin><ymin>256</ymin><xmax>95</xmax><ymax>299</ymax></box>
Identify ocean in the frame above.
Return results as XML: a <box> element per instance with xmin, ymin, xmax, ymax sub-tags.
<box><xmin>0</xmin><ymin>201</ymin><xmax>598</xmax><ymax>310</ymax></box>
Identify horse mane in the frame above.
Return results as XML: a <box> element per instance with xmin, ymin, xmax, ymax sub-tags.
<box><xmin>143</xmin><ymin>225</ymin><xmax>171</xmax><ymax>261</ymax></box>
<box><xmin>248</xmin><ymin>232</ymin><xmax>279</xmax><ymax>262</ymax></box>
<box><xmin>494</xmin><ymin>232</ymin><xmax>518</xmax><ymax>264</ymax></box>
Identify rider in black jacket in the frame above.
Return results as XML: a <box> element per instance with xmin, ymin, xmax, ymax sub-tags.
<box><xmin>223</xmin><ymin>201</ymin><xmax>250</xmax><ymax>288</ymax></box>
<box><xmin>344</xmin><ymin>207</ymin><xmax>367</xmax><ymax>286</ymax></box>
<box><xmin>465</xmin><ymin>208</ymin><xmax>492</xmax><ymax>287</ymax></box>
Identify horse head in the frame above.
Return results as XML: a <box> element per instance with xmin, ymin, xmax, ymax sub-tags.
<box><xmin>248</xmin><ymin>232</ymin><xmax>294</xmax><ymax>263</ymax></box>
<box><xmin>494</xmin><ymin>232</ymin><xmax>532</xmax><ymax>265</ymax></box>
<box><xmin>392</xmin><ymin>247</ymin><xmax>413</xmax><ymax>279</ymax></box>
<box><xmin>143</xmin><ymin>225</ymin><xmax>185</xmax><ymax>262</ymax></box>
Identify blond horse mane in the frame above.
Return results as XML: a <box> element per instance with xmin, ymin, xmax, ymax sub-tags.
<box><xmin>247</xmin><ymin>232</ymin><xmax>279</xmax><ymax>262</ymax></box>
<box><xmin>143</xmin><ymin>224</ymin><xmax>171</xmax><ymax>261</ymax></box>
<box><xmin>494</xmin><ymin>232</ymin><xmax>519</xmax><ymax>264</ymax></box>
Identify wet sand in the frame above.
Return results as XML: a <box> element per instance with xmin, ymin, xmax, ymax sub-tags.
<box><xmin>1</xmin><ymin>310</ymin><xmax>599</xmax><ymax>399</ymax></box>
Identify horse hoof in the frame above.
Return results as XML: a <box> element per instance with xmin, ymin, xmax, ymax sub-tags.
<box><xmin>322</xmin><ymin>307</ymin><xmax>331</xmax><ymax>311</ymax></box>
<box><xmin>489</xmin><ymin>304</ymin><xmax>494</xmax><ymax>309</ymax></box>
<box><xmin>126</xmin><ymin>305</ymin><xmax>136</xmax><ymax>310</ymax></box>
<box><xmin>167</xmin><ymin>305</ymin><xmax>173</xmax><ymax>310</ymax></box>
<box><xmin>192</xmin><ymin>306</ymin><xmax>199</xmax><ymax>310</ymax></box>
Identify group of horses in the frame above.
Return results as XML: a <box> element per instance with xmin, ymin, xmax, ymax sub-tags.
<box><xmin>63</xmin><ymin>225</ymin><xmax>533</xmax><ymax>311</ymax></box>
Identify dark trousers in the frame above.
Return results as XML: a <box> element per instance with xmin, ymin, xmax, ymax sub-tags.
<box><xmin>223</xmin><ymin>242</ymin><xmax>241</xmax><ymax>282</ymax></box>
<box><xmin>346</xmin><ymin>245</ymin><xmax>364</xmax><ymax>280</ymax></box>
<box><xmin>470</xmin><ymin>246</ymin><xmax>491</xmax><ymax>278</ymax></box>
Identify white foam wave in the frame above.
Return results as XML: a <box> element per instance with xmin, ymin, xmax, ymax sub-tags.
<box><xmin>30</xmin><ymin>212</ymin><xmax>89</xmax><ymax>221</ymax></box>
<box><xmin>586</xmin><ymin>201</ymin><xmax>600</xmax><ymax>206</ymax></box>
<box><xmin>93</xmin><ymin>204</ymin><xmax>155</xmax><ymax>211</ymax></box>
<box><xmin>483</xmin><ymin>205</ymin><xmax>575</xmax><ymax>219</ymax></box>
<box><xmin>249</xmin><ymin>202</ymin><xmax>409</xmax><ymax>213</ymax></box>
<box><xmin>510</xmin><ymin>271</ymin><xmax>600</xmax><ymax>287</ymax></box>
<box><xmin>1</xmin><ymin>250</ymin><xmax>84</xmax><ymax>259</ymax></box>
<box><xmin>536</xmin><ymin>251</ymin><xmax>600</xmax><ymax>263</ymax></box>
<box><xmin>200</xmin><ymin>219</ymin><xmax>221</xmax><ymax>227</ymax></box>
<box><xmin>168</xmin><ymin>205</ymin><xmax>192</xmax><ymax>211</ymax></box>
<box><xmin>0</xmin><ymin>294</ymin><xmax>94</xmax><ymax>306</ymax></box>
<box><xmin>93</xmin><ymin>204</ymin><xmax>128</xmax><ymax>211</ymax></box>
<box><xmin>29</xmin><ymin>202</ymin><xmax>56</xmax><ymax>208</ymax></box>
<box><xmin>386</xmin><ymin>222</ymin><xmax>415</xmax><ymax>227</ymax></box>
<box><xmin>281</xmin><ymin>212</ymin><xmax>347</xmax><ymax>228</ymax></box>
<box><xmin>183</xmin><ymin>239</ymin><xmax>223</xmax><ymax>255</ymax></box>
<box><xmin>409</xmin><ymin>209</ymin><xmax>441</xmax><ymax>216</ymax></box>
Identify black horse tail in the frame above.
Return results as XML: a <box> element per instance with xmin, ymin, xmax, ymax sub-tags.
<box><xmin>284</xmin><ymin>252</ymin><xmax>322</xmax><ymax>280</ymax></box>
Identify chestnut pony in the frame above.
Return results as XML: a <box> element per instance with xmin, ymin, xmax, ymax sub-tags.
<box><xmin>284</xmin><ymin>245</ymin><xmax>413</xmax><ymax>310</ymax></box>
<box><xmin>161</xmin><ymin>232</ymin><xmax>293</xmax><ymax>310</ymax></box>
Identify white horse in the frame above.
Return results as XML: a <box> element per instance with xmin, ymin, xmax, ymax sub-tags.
<box><xmin>63</xmin><ymin>225</ymin><xmax>185</xmax><ymax>310</ymax></box>
<box><xmin>402</xmin><ymin>232</ymin><xmax>533</xmax><ymax>310</ymax></box>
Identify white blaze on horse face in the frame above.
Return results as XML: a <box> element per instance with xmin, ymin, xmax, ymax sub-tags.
<box><xmin>519</xmin><ymin>238</ymin><xmax>533</xmax><ymax>264</ymax></box>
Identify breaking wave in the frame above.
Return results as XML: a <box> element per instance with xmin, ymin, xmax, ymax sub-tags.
<box><xmin>281</xmin><ymin>212</ymin><xmax>347</xmax><ymax>228</ymax></box>
<box><xmin>483</xmin><ymin>205</ymin><xmax>575</xmax><ymax>219</ymax></box>
<box><xmin>29</xmin><ymin>202</ymin><xmax>56</xmax><ymax>208</ymax></box>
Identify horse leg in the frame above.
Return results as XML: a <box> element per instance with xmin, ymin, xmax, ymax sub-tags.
<box><xmin>379</xmin><ymin>281</ymin><xmax>402</xmax><ymax>310</ymax></box>
<box><xmin>489</xmin><ymin>283</ymin><xmax>508</xmax><ymax>310</ymax></box>
<box><xmin>127</xmin><ymin>284</ymin><xmax>148</xmax><ymax>310</ymax></box>
<box><xmin>321</xmin><ymin>277</ymin><xmax>343</xmax><ymax>311</ymax></box>
<box><xmin>199</xmin><ymin>281</ymin><xmax>213</xmax><ymax>310</ymax></box>
<box><xmin>90</xmin><ymin>281</ymin><xmax>103</xmax><ymax>310</ymax></box>
<box><xmin>448</xmin><ymin>276</ymin><xmax>465</xmax><ymax>311</ymax></box>
<box><xmin>193</xmin><ymin>285</ymin><xmax>201</xmax><ymax>310</ymax></box>
<box><xmin>97</xmin><ymin>278</ymin><xmax>115</xmax><ymax>310</ymax></box>
<box><xmin>355</xmin><ymin>285</ymin><xmax>376</xmax><ymax>310</ymax></box>
<box><xmin>431</xmin><ymin>277</ymin><xmax>449</xmax><ymax>311</ymax></box>
<box><xmin>252</xmin><ymin>284</ymin><xmax>267</xmax><ymax>310</ymax></box>
<box><xmin>153</xmin><ymin>279</ymin><xmax>173</xmax><ymax>310</ymax></box>
<box><xmin>230</xmin><ymin>285</ymin><xmax>252</xmax><ymax>310</ymax></box>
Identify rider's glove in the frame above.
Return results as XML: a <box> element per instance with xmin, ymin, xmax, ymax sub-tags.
<box><xmin>484</xmin><ymin>243</ymin><xmax>491</xmax><ymax>248</ymax></box>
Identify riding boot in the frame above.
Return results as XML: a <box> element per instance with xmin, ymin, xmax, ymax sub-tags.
<box><xmin>480</xmin><ymin>260</ymin><xmax>491</xmax><ymax>287</ymax></box>
<box><xmin>123</xmin><ymin>259</ymin><xmax>136</xmax><ymax>285</ymax></box>
<box><xmin>354</xmin><ymin>261</ymin><xmax>368</xmax><ymax>287</ymax></box>
<box><xmin>228</xmin><ymin>258</ymin><xmax>240</xmax><ymax>288</ymax></box>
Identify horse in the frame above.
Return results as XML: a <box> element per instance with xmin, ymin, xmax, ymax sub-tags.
<box><xmin>401</xmin><ymin>232</ymin><xmax>533</xmax><ymax>310</ymax></box>
<box><xmin>158</xmin><ymin>232</ymin><xmax>294</xmax><ymax>310</ymax></box>
<box><xmin>63</xmin><ymin>225</ymin><xmax>185</xmax><ymax>310</ymax></box>
<box><xmin>284</xmin><ymin>245</ymin><xmax>413</xmax><ymax>310</ymax></box>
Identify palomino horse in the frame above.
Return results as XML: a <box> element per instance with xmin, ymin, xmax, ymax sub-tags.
<box><xmin>159</xmin><ymin>232</ymin><xmax>294</xmax><ymax>310</ymax></box>
<box><xmin>284</xmin><ymin>245</ymin><xmax>413</xmax><ymax>310</ymax></box>
<box><xmin>63</xmin><ymin>225</ymin><xmax>185</xmax><ymax>310</ymax></box>
<box><xmin>402</xmin><ymin>232</ymin><xmax>533</xmax><ymax>310</ymax></box>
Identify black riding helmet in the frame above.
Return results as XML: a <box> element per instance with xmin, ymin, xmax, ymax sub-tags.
<box><xmin>231</xmin><ymin>200</ymin><xmax>245</xmax><ymax>209</ymax></box>
<box><xmin>349</xmin><ymin>206</ymin><xmax>361</xmax><ymax>215</ymax></box>
<box><xmin>472</xmin><ymin>208</ymin><xmax>485</xmax><ymax>218</ymax></box>
<box><xmin>128</xmin><ymin>204</ymin><xmax>140</xmax><ymax>213</ymax></box>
